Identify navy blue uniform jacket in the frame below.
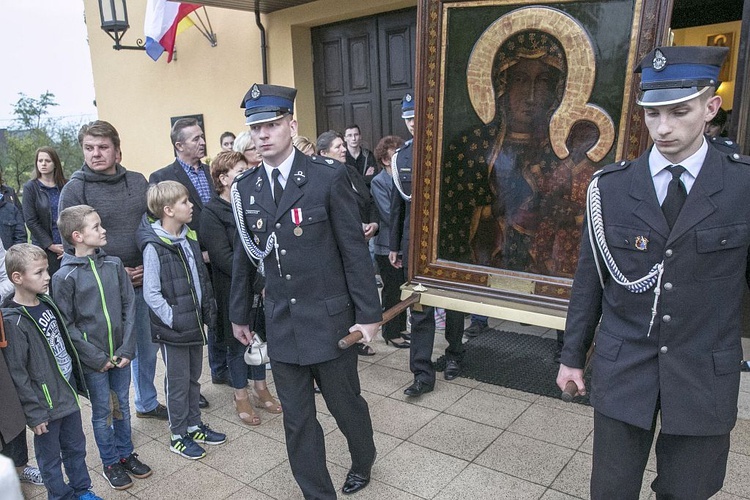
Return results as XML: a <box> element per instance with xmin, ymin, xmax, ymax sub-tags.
<box><xmin>229</xmin><ymin>149</ymin><xmax>382</xmax><ymax>366</ymax></box>
<box><xmin>561</xmin><ymin>144</ymin><xmax>750</xmax><ymax>436</ymax></box>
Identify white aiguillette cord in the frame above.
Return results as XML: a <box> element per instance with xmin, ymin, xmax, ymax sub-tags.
<box><xmin>231</xmin><ymin>183</ymin><xmax>282</xmax><ymax>277</ymax></box>
<box><xmin>586</xmin><ymin>175</ymin><xmax>664</xmax><ymax>336</ymax></box>
<box><xmin>390</xmin><ymin>150</ymin><xmax>411</xmax><ymax>202</ymax></box>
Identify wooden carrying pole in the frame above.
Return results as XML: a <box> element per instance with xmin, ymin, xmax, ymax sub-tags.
<box><xmin>338</xmin><ymin>292</ymin><xmax>421</xmax><ymax>349</ymax></box>
<box><xmin>561</xmin><ymin>338</ymin><xmax>596</xmax><ymax>402</ymax></box>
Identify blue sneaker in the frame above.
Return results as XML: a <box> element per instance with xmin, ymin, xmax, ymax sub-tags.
<box><xmin>170</xmin><ymin>434</ymin><xmax>206</xmax><ymax>460</ymax></box>
<box><xmin>78</xmin><ymin>491</ymin><xmax>104</xmax><ymax>500</ymax></box>
<box><xmin>188</xmin><ymin>423</ymin><xmax>226</xmax><ymax>445</ymax></box>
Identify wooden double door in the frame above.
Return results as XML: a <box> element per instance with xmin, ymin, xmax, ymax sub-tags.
<box><xmin>312</xmin><ymin>8</ymin><xmax>417</xmax><ymax>152</ymax></box>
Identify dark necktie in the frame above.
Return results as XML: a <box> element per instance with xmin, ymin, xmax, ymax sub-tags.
<box><xmin>272</xmin><ymin>168</ymin><xmax>283</xmax><ymax>206</ymax></box>
<box><xmin>662</xmin><ymin>165</ymin><xmax>687</xmax><ymax>230</ymax></box>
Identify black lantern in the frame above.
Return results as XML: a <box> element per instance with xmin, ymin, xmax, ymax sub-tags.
<box><xmin>98</xmin><ymin>0</ymin><xmax>145</xmax><ymax>50</ymax></box>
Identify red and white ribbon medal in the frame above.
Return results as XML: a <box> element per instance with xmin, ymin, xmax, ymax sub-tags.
<box><xmin>291</xmin><ymin>208</ymin><xmax>303</xmax><ymax>236</ymax></box>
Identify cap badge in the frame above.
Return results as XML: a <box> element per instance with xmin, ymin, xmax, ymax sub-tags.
<box><xmin>652</xmin><ymin>49</ymin><xmax>667</xmax><ymax>72</ymax></box>
<box><xmin>635</xmin><ymin>236</ymin><xmax>648</xmax><ymax>251</ymax></box>
<box><xmin>405</xmin><ymin>93</ymin><xmax>413</xmax><ymax>102</ymax></box>
<box><xmin>250</xmin><ymin>84</ymin><xmax>261</xmax><ymax>100</ymax></box>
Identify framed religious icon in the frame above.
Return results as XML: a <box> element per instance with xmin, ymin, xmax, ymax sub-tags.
<box><xmin>409</xmin><ymin>0</ymin><xmax>672</xmax><ymax>313</ymax></box>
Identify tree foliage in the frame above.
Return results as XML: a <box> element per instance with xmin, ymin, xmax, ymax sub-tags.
<box><xmin>0</xmin><ymin>92</ymin><xmax>86</xmax><ymax>193</ymax></box>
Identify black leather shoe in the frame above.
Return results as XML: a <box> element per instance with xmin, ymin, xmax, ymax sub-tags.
<box><xmin>211</xmin><ymin>374</ymin><xmax>231</xmax><ymax>386</ymax></box>
<box><xmin>385</xmin><ymin>337</ymin><xmax>410</xmax><ymax>348</ymax></box>
<box><xmin>342</xmin><ymin>451</ymin><xmax>376</xmax><ymax>495</ymax></box>
<box><xmin>444</xmin><ymin>359</ymin><xmax>461</xmax><ymax>381</ymax></box>
<box><xmin>342</xmin><ymin>471</ymin><xmax>370</xmax><ymax>495</ymax></box>
<box><xmin>400</xmin><ymin>332</ymin><xmax>411</xmax><ymax>341</ymax></box>
<box><xmin>135</xmin><ymin>403</ymin><xmax>168</xmax><ymax>420</ymax></box>
<box><xmin>403</xmin><ymin>379</ymin><xmax>434</xmax><ymax>397</ymax></box>
<box><xmin>199</xmin><ymin>394</ymin><xmax>209</xmax><ymax>408</ymax></box>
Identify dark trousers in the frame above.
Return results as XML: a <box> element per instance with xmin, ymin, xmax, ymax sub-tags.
<box><xmin>1</xmin><ymin>430</ymin><xmax>28</xmax><ymax>467</ymax></box>
<box><xmin>374</xmin><ymin>254</ymin><xmax>406</xmax><ymax>340</ymax></box>
<box><xmin>34</xmin><ymin>411</ymin><xmax>91</xmax><ymax>500</ymax></box>
<box><xmin>272</xmin><ymin>347</ymin><xmax>376</xmax><ymax>500</ymax></box>
<box><xmin>591</xmin><ymin>410</ymin><xmax>730</xmax><ymax>500</ymax></box>
<box><xmin>161</xmin><ymin>344</ymin><xmax>203</xmax><ymax>436</ymax></box>
<box><xmin>410</xmin><ymin>306</ymin><xmax>464</xmax><ymax>385</ymax></box>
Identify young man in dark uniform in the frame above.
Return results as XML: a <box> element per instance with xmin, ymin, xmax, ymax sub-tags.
<box><xmin>229</xmin><ymin>84</ymin><xmax>381</xmax><ymax>498</ymax></box>
<box><xmin>390</xmin><ymin>94</ymin><xmax>465</xmax><ymax>395</ymax></box>
<box><xmin>557</xmin><ymin>46</ymin><xmax>750</xmax><ymax>499</ymax></box>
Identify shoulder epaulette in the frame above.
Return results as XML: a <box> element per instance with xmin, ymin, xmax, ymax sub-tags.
<box><xmin>234</xmin><ymin>165</ymin><xmax>260</xmax><ymax>183</ymax></box>
<box><xmin>593</xmin><ymin>159</ymin><xmax>630</xmax><ymax>179</ymax></box>
<box><xmin>727</xmin><ymin>151</ymin><xmax>750</xmax><ymax>166</ymax></box>
<box><xmin>309</xmin><ymin>155</ymin><xmax>339</xmax><ymax>168</ymax></box>
<box><xmin>709</xmin><ymin>135</ymin><xmax>740</xmax><ymax>154</ymax></box>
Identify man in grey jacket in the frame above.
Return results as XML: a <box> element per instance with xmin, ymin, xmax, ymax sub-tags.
<box><xmin>59</xmin><ymin>121</ymin><xmax>167</xmax><ymax>421</ymax></box>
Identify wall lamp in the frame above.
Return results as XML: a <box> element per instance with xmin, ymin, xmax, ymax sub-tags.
<box><xmin>98</xmin><ymin>0</ymin><xmax>146</xmax><ymax>51</ymax></box>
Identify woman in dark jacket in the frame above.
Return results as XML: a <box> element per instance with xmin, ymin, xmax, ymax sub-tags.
<box><xmin>199</xmin><ymin>151</ymin><xmax>281</xmax><ymax>426</ymax></box>
<box><xmin>317</xmin><ymin>130</ymin><xmax>380</xmax><ymax>356</ymax></box>
<box><xmin>23</xmin><ymin>146</ymin><xmax>67</xmax><ymax>274</ymax></box>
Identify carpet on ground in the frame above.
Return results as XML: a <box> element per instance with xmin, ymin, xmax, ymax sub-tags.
<box><xmin>434</xmin><ymin>329</ymin><xmax>591</xmax><ymax>405</ymax></box>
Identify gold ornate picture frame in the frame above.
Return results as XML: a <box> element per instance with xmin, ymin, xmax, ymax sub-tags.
<box><xmin>410</xmin><ymin>0</ymin><xmax>671</xmax><ymax>312</ymax></box>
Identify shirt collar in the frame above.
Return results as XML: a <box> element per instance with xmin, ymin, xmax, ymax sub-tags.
<box><xmin>263</xmin><ymin>148</ymin><xmax>296</xmax><ymax>183</ymax></box>
<box><xmin>177</xmin><ymin>157</ymin><xmax>202</xmax><ymax>173</ymax></box>
<box><xmin>649</xmin><ymin>137</ymin><xmax>708</xmax><ymax>180</ymax></box>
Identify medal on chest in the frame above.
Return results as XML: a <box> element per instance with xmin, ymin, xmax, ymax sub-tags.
<box><xmin>291</xmin><ymin>208</ymin><xmax>303</xmax><ymax>236</ymax></box>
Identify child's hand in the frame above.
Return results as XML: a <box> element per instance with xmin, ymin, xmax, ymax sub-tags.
<box><xmin>116</xmin><ymin>357</ymin><xmax>131</xmax><ymax>369</ymax></box>
<box><xmin>101</xmin><ymin>360</ymin><xmax>115</xmax><ymax>372</ymax></box>
<box><xmin>32</xmin><ymin>422</ymin><xmax>48</xmax><ymax>435</ymax></box>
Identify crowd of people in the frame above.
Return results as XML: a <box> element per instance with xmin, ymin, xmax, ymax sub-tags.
<box><xmin>1</xmin><ymin>44</ymin><xmax>749</xmax><ymax>500</ymax></box>
<box><xmin>0</xmin><ymin>86</ymin><xmax>469</xmax><ymax>500</ymax></box>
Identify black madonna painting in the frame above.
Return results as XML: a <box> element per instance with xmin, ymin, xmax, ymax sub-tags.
<box><xmin>437</xmin><ymin>2</ymin><xmax>637</xmax><ymax>281</ymax></box>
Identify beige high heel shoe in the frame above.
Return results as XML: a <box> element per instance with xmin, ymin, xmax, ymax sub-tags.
<box><xmin>234</xmin><ymin>393</ymin><xmax>261</xmax><ymax>425</ymax></box>
<box><xmin>252</xmin><ymin>387</ymin><xmax>282</xmax><ymax>414</ymax></box>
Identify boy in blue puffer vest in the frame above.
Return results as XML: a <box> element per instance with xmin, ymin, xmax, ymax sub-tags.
<box><xmin>136</xmin><ymin>181</ymin><xmax>223</xmax><ymax>460</ymax></box>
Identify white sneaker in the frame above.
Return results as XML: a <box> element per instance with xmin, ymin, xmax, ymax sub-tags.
<box><xmin>19</xmin><ymin>465</ymin><xmax>43</xmax><ymax>485</ymax></box>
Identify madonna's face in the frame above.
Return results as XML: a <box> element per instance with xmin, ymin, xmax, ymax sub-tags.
<box><xmin>505</xmin><ymin>59</ymin><xmax>560</xmax><ymax>133</ymax></box>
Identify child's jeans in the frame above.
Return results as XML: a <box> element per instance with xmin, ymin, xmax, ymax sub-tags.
<box><xmin>85</xmin><ymin>367</ymin><xmax>134</xmax><ymax>466</ymax></box>
<box><xmin>34</xmin><ymin>411</ymin><xmax>91</xmax><ymax>500</ymax></box>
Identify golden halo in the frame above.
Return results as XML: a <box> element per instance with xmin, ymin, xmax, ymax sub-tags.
<box><xmin>466</xmin><ymin>6</ymin><xmax>615</xmax><ymax>162</ymax></box>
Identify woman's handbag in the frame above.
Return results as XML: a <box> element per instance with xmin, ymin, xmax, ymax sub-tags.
<box><xmin>244</xmin><ymin>335</ymin><xmax>269</xmax><ymax>366</ymax></box>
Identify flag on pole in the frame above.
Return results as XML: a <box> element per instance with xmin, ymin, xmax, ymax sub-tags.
<box><xmin>144</xmin><ymin>0</ymin><xmax>201</xmax><ymax>62</ymax></box>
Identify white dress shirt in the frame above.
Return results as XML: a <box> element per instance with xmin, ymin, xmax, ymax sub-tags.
<box><xmin>649</xmin><ymin>138</ymin><xmax>708</xmax><ymax>205</ymax></box>
<box><xmin>263</xmin><ymin>148</ymin><xmax>296</xmax><ymax>200</ymax></box>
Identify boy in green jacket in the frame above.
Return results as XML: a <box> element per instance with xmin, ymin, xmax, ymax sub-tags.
<box><xmin>53</xmin><ymin>205</ymin><xmax>152</xmax><ymax>491</ymax></box>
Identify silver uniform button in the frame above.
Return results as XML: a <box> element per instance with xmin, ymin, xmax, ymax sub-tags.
<box><xmin>275</xmin><ymin>222</ymin><xmax>282</xmax><ymax>229</ymax></box>
<box><xmin>662</xmin><ymin>314</ymin><xmax>671</xmax><ymax>322</ymax></box>
<box><xmin>290</xmin><ymin>298</ymin><xmax>296</xmax><ymax>304</ymax></box>
<box><xmin>280</xmin><ymin>249</ymin><xmax>287</xmax><ymax>255</ymax></box>
<box><xmin>664</xmin><ymin>283</ymin><xmax>672</xmax><ymax>291</ymax></box>
<box><xmin>665</xmin><ymin>249</ymin><xmax>673</xmax><ymax>257</ymax></box>
<box><xmin>285</xmin><ymin>274</ymin><xmax>291</xmax><ymax>280</ymax></box>
<box><xmin>660</xmin><ymin>346</ymin><xmax>668</xmax><ymax>354</ymax></box>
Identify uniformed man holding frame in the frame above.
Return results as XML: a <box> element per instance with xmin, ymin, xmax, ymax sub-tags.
<box><xmin>229</xmin><ymin>84</ymin><xmax>381</xmax><ymax>498</ymax></box>
<box><xmin>557</xmin><ymin>46</ymin><xmax>750</xmax><ymax>499</ymax></box>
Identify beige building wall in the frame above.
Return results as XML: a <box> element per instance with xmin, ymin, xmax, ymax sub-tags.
<box><xmin>82</xmin><ymin>0</ymin><xmax>415</xmax><ymax>176</ymax></box>
<box><xmin>672</xmin><ymin>21</ymin><xmax>742</xmax><ymax>110</ymax></box>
